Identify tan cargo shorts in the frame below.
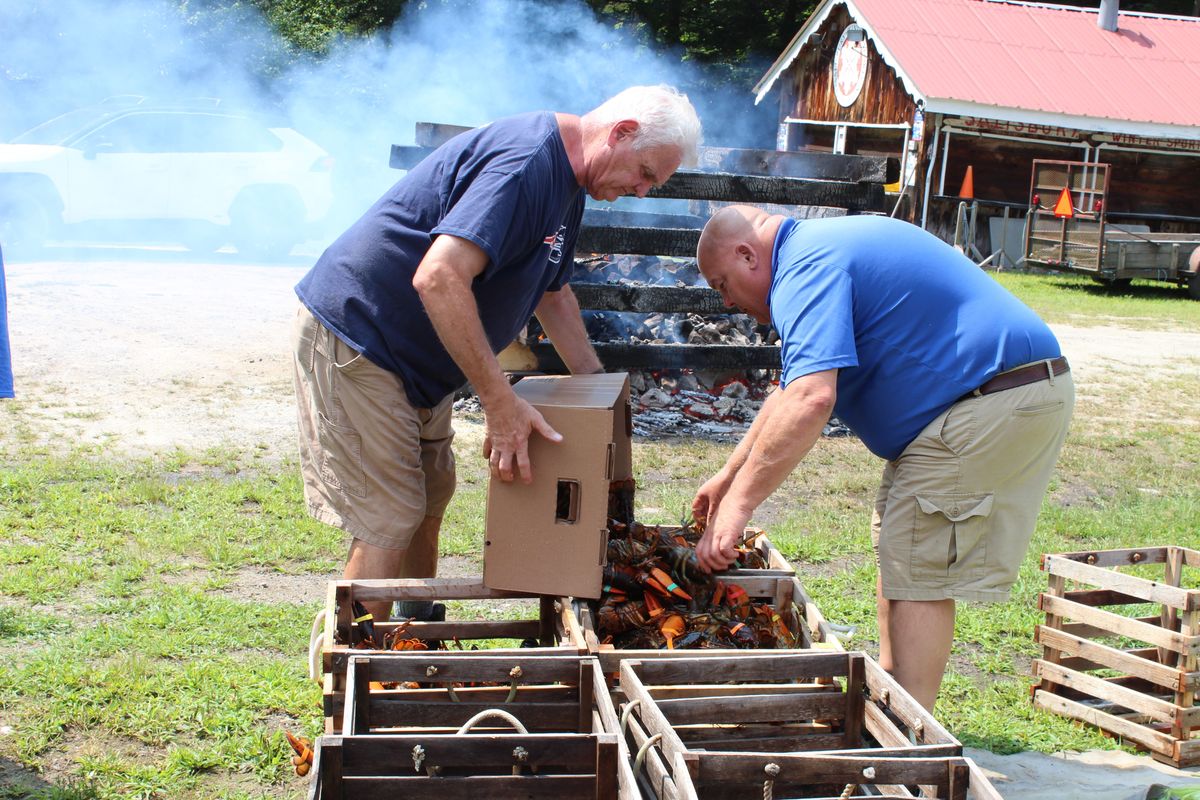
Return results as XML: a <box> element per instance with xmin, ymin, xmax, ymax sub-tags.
<box><xmin>871</xmin><ymin>366</ymin><xmax>1074</xmax><ymax>602</ymax></box>
<box><xmin>291</xmin><ymin>304</ymin><xmax>456</xmax><ymax>550</ymax></box>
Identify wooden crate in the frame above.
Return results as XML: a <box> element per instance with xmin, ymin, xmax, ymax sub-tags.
<box><xmin>1033</xmin><ymin>546</ymin><xmax>1200</xmax><ymax>767</ymax></box>
<box><xmin>319</xmin><ymin>578</ymin><xmax>587</xmax><ymax>728</ymax></box>
<box><xmin>580</xmin><ymin>573</ymin><xmax>845</xmax><ymax>676</ymax></box>
<box><xmin>614</xmin><ymin>652</ymin><xmax>997</xmax><ymax>799</ymax></box>
<box><xmin>308</xmin><ymin>654</ymin><xmax>628</xmax><ymax>799</ymax></box>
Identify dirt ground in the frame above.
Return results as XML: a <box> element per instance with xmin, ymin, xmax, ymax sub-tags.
<box><xmin>4</xmin><ymin>253</ymin><xmax>1200</xmax><ymax>797</ymax></box>
<box><xmin>4</xmin><ymin>254</ymin><xmax>1200</xmax><ymax>459</ymax></box>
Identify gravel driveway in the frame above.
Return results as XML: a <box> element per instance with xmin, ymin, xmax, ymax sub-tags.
<box><xmin>4</xmin><ymin>252</ymin><xmax>1198</xmax><ymax>458</ymax></box>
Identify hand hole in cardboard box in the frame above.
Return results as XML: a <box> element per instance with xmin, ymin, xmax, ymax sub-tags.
<box><xmin>556</xmin><ymin>479</ymin><xmax>580</xmax><ymax>524</ymax></box>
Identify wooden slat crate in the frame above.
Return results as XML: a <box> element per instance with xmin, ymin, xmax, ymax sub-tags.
<box><xmin>319</xmin><ymin>578</ymin><xmax>587</xmax><ymax>729</ymax></box>
<box><xmin>1033</xmin><ymin>546</ymin><xmax>1200</xmax><ymax>767</ymax></box>
<box><xmin>580</xmin><ymin>572</ymin><xmax>845</xmax><ymax>676</ymax></box>
<box><xmin>729</xmin><ymin>529</ymin><xmax>795</xmax><ymax>576</ymax></box>
<box><xmin>614</xmin><ymin>652</ymin><xmax>997</xmax><ymax>799</ymax></box>
<box><xmin>308</xmin><ymin>654</ymin><xmax>629</xmax><ymax>799</ymax></box>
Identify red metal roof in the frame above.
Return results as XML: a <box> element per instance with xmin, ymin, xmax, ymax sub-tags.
<box><xmin>756</xmin><ymin>0</ymin><xmax>1200</xmax><ymax>137</ymax></box>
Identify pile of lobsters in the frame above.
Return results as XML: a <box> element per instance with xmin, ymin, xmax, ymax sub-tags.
<box><xmin>596</xmin><ymin>517</ymin><xmax>799</xmax><ymax>650</ymax></box>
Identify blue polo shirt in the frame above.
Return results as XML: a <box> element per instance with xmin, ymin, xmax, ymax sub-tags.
<box><xmin>296</xmin><ymin>111</ymin><xmax>583</xmax><ymax>408</ymax></box>
<box><xmin>769</xmin><ymin>215</ymin><xmax>1060</xmax><ymax>461</ymax></box>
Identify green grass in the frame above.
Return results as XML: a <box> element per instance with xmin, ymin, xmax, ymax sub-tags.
<box><xmin>992</xmin><ymin>271</ymin><xmax>1200</xmax><ymax>329</ymax></box>
<box><xmin>0</xmin><ymin>282</ymin><xmax>1198</xmax><ymax>796</ymax></box>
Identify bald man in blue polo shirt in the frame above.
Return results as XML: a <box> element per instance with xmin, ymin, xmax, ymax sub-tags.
<box><xmin>692</xmin><ymin>205</ymin><xmax>1073</xmax><ymax>710</ymax></box>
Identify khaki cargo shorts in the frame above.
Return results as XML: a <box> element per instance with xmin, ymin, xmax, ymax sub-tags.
<box><xmin>872</xmin><ymin>366</ymin><xmax>1074</xmax><ymax>603</ymax></box>
<box><xmin>291</xmin><ymin>304</ymin><xmax>456</xmax><ymax>550</ymax></box>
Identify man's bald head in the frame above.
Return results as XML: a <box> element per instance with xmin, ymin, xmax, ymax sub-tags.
<box><xmin>695</xmin><ymin>205</ymin><xmax>782</xmax><ymax>325</ymax></box>
<box><xmin>696</xmin><ymin>205</ymin><xmax>768</xmax><ymax>267</ymax></box>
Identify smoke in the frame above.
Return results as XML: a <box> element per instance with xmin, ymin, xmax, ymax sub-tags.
<box><xmin>0</xmin><ymin>0</ymin><xmax>777</xmax><ymax>260</ymax></box>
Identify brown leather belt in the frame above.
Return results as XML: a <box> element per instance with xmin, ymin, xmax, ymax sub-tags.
<box><xmin>961</xmin><ymin>356</ymin><xmax>1070</xmax><ymax>402</ymax></box>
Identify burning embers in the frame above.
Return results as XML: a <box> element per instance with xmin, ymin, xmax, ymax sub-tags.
<box><xmin>597</xmin><ymin>518</ymin><xmax>799</xmax><ymax>650</ymax></box>
<box><xmin>571</xmin><ymin>253</ymin><xmax>779</xmax><ymax>440</ymax></box>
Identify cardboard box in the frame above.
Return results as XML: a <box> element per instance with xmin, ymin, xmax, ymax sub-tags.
<box><xmin>484</xmin><ymin>373</ymin><xmax>632</xmax><ymax>599</ymax></box>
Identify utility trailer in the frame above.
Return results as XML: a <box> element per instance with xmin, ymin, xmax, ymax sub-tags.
<box><xmin>1023</xmin><ymin>159</ymin><xmax>1200</xmax><ymax>299</ymax></box>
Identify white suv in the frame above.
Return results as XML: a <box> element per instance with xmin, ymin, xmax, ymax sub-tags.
<box><xmin>0</xmin><ymin>97</ymin><xmax>333</xmax><ymax>258</ymax></box>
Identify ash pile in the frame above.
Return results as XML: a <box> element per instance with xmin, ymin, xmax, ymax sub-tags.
<box><xmin>455</xmin><ymin>250</ymin><xmax>852</xmax><ymax>441</ymax></box>
<box><xmin>565</xmin><ymin>253</ymin><xmax>850</xmax><ymax>441</ymax></box>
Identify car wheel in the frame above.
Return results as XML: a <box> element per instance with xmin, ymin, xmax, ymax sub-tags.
<box><xmin>229</xmin><ymin>187</ymin><xmax>304</xmax><ymax>260</ymax></box>
<box><xmin>182</xmin><ymin>222</ymin><xmax>229</xmax><ymax>254</ymax></box>
<box><xmin>0</xmin><ymin>192</ymin><xmax>56</xmax><ymax>259</ymax></box>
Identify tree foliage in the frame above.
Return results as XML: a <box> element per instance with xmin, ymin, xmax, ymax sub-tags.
<box><xmin>225</xmin><ymin>0</ymin><xmax>1199</xmax><ymax>89</ymax></box>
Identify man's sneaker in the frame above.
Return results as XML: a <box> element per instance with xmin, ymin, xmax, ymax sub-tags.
<box><xmin>391</xmin><ymin>601</ymin><xmax>446</xmax><ymax>649</ymax></box>
<box><xmin>393</xmin><ymin>600</ymin><xmax>433</xmax><ymax>620</ymax></box>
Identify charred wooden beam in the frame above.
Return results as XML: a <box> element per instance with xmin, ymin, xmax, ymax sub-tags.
<box><xmin>697</xmin><ymin>147</ymin><xmax>899</xmax><ymax>184</ymax></box>
<box><xmin>581</xmin><ymin>209</ymin><xmax>704</xmax><ymax>229</ymax></box>
<box><xmin>414</xmin><ymin>122</ymin><xmax>472</xmax><ymax>148</ymax></box>
<box><xmin>531</xmin><ymin>342</ymin><xmax>780</xmax><ymax>371</ymax></box>
<box><xmin>403</xmin><ymin>127</ymin><xmax>899</xmax><ymax>184</ymax></box>
<box><xmin>390</xmin><ymin>145</ymin><xmax>430</xmax><ymax>170</ymax></box>
<box><xmin>651</xmin><ymin>172</ymin><xmax>885</xmax><ymax>210</ymax></box>
<box><xmin>394</xmin><ymin>145</ymin><xmax>885</xmax><ymax>211</ymax></box>
<box><xmin>568</xmin><ymin>283</ymin><xmax>727</xmax><ymax>315</ymax></box>
<box><xmin>578</xmin><ymin>225</ymin><xmax>699</xmax><ymax>257</ymax></box>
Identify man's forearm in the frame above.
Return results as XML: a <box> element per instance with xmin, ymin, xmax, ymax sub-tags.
<box><xmin>720</xmin><ymin>386</ymin><xmax>782</xmax><ymax>479</ymax></box>
<box><xmin>723</xmin><ymin>373</ymin><xmax>835</xmax><ymax>515</ymax></box>
<box><xmin>534</xmin><ymin>286</ymin><xmax>603</xmax><ymax>375</ymax></box>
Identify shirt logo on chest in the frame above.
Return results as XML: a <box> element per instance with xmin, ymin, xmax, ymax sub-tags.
<box><xmin>544</xmin><ymin>224</ymin><xmax>566</xmax><ymax>264</ymax></box>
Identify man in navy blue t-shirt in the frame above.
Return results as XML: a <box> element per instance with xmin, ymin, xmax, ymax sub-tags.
<box><xmin>292</xmin><ymin>86</ymin><xmax>701</xmax><ymax>621</ymax></box>
<box><xmin>691</xmin><ymin>205</ymin><xmax>1073</xmax><ymax>710</ymax></box>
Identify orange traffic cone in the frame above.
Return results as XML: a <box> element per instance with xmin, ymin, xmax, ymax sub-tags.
<box><xmin>957</xmin><ymin>165</ymin><xmax>974</xmax><ymax>199</ymax></box>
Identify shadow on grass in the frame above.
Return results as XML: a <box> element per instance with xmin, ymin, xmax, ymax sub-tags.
<box><xmin>0</xmin><ymin>757</ymin><xmax>99</xmax><ymax>800</ymax></box>
<box><xmin>1040</xmin><ymin>274</ymin><xmax>1190</xmax><ymax>302</ymax></box>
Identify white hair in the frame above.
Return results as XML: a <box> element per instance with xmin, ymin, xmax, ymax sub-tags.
<box><xmin>587</xmin><ymin>84</ymin><xmax>702</xmax><ymax>167</ymax></box>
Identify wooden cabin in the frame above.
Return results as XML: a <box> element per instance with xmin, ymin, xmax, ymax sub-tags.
<box><xmin>753</xmin><ymin>0</ymin><xmax>1200</xmax><ymax>264</ymax></box>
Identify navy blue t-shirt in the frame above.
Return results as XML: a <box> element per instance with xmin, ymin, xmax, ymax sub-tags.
<box><xmin>770</xmin><ymin>215</ymin><xmax>1061</xmax><ymax>461</ymax></box>
<box><xmin>296</xmin><ymin>111</ymin><xmax>583</xmax><ymax>408</ymax></box>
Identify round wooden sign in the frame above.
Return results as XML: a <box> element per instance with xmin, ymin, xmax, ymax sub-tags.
<box><xmin>832</xmin><ymin>26</ymin><xmax>869</xmax><ymax>107</ymax></box>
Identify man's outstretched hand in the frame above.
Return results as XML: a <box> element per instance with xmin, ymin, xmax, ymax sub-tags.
<box><xmin>482</xmin><ymin>394</ymin><xmax>561</xmax><ymax>483</ymax></box>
